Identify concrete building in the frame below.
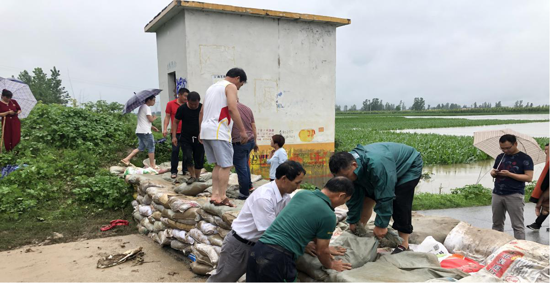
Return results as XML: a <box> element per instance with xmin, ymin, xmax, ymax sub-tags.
<box><xmin>146</xmin><ymin>1</ymin><xmax>350</xmax><ymax>184</ymax></box>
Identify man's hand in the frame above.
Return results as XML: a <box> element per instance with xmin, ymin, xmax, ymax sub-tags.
<box><xmin>152</xmin><ymin>115</ymin><xmax>158</xmax><ymax>121</ymax></box>
<box><xmin>152</xmin><ymin>126</ymin><xmax>159</xmax><ymax>132</ymax></box>
<box><xmin>497</xmin><ymin>170</ymin><xmax>511</xmax><ymax>177</ymax></box>
<box><xmin>7</xmin><ymin>110</ymin><xmax>15</xmax><ymax>115</ymax></box>
<box><xmin>172</xmin><ymin>137</ymin><xmax>178</xmax><ymax>147</ymax></box>
<box><xmin>490</xmin><ymin>169</ymin><xmax>498</xmax><ymax>178</ymax></box>
<box><xmin>330</xmin><ymin>260</ymin><xmax>352</xmax><ymax>272</ymax></box>
<box><xmin>240</xmin><ymin>131</ymin><xmax>248</xmax><ymax>144</ymax></box>
<box><xmin>305</xmin><ymin>242</ymin><xmax>317</xmax><ymax>257</ymax></box>
<box><xmin>198</xmin><ymin>133</ymin><xmax>203</xmax><ymax>144</ymax></box>
<box><xmin>373</xmin><ymin>226</ymin><xmax>388</xmax><ymax>239</ymax></box>
<box><xmin>163</xmin><ymin>129</ymin><xmax>168</xmax><ymax>137</ymax></box>
<box><xmin>349</xmin><ymin>223</ymin><xmax>356</xmax><ymax>233</ymax></box>
<box><xmin>329</xmin><ymin>246</ymin><xmax>347</xmax><ymax>256</ymax></box>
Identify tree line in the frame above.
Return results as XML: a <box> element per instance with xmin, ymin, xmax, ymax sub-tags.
<box><xmin>336</xmin><ymin>97</ymin><xmax>549</xmax><ymax>112</ymax></box>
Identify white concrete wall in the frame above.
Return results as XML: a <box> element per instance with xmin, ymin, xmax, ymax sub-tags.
<box><xmin>155</xmin><ymin>10</ymin><xmax>188</xmax><ymax>124</ymax></box>
<box><xmin>182</xmin><ymin>10</ymin><xmax>336</xmax><ymax>146</ymax></box>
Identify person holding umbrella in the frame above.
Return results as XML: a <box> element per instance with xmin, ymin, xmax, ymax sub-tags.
<box><xmin>0</xmin><ymin>89</ymin><xmax>21</xmax><ymax>151</ymax></box>
<box><xmin>490</xmin><ymin>134</ymin><xmax>534</xmax><ymax>240</ymax></box>
<box><xmin>121</xmin><ymin>94</ymin><xmax>160</xmax><ymax>169</ymax></box>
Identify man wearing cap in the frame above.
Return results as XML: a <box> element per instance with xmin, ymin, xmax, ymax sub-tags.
<box><xmin>207</xmin><ymin>161</ymin><xmax>306</xmax><ymax>282</ymax></box>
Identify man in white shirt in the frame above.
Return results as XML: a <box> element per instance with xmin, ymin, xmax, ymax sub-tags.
<box><xmin>206</xmin><ymin>161</ymin><xmax>306</xmax><ymax>282</ymax></box>
<box><xmin>121</xmin><ymin>95</ymin><xmax>159</xmax><ymax>169</ymax></box>
<box><xmin>200</xmin><ymin>68</ymin><xmax>248</xmax><ymax>207</ymax></box>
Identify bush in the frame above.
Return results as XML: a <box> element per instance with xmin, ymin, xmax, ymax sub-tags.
<box><xmin>0</xmin><ymin>101</ymin><xmax>139</xmax><ymax>218</ymax></box>
<box><xmin>73</xmin><ymin>171</ymin><xmax>133</xmax><ymax>210</ymax></box>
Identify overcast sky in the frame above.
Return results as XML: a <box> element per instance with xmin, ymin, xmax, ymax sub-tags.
<box><xmin>1</xmin><ymin>0</ymin><xmax>548</xmax><ymax>111</ymax></box>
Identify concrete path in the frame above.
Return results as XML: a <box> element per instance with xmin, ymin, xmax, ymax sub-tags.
<box><xmin>419</xmin><ymin>202</ymin><xmax>549</xmax><ymax>245</ymax></box>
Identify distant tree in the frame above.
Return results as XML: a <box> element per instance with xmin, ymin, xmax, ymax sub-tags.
<box><xmin>411</xmin><ymin>97</ymin><xmax>426</xmax><ymax>111</ymax></box>
<box><xmin>514</xmin><ymin>100</ymin><xmax>524</xmax><ymax>108</ymax></box>
<box><xmin>343</xmin><ymin>105</ymin><xmax>348</xmax><ymax>112</ymax></box>
<box><xmin>495</xmin><ymin>101</ymin><xmax>502</xmax><ymax>108</ymax></box>
<box><xmin>349</xmin><ymin>104</ymin><xmax>357</xmax><ymax>111</ymax></box>
<box><xmin>395</xmin><ymin>105</ymin><xmax>401</xmax><ymax>111</ymax></box>
<box><xmin>17</xmin><ymin>67</ymin><xmax>70</xmax><ymax>105</ymax></box>
<box><xmin>335</xmin><ymin>104</ymin><xmax>341</xmax><ymax>112</ymax></box>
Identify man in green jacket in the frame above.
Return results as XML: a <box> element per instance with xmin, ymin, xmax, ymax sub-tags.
<box><xmin>329</xmin><ymin>142</ymin><xmax>423</xmax><ymax>254</ymax></box>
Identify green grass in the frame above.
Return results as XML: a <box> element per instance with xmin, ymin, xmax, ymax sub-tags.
<box><xmin>412</xmin><ymin>182</ymin><xmax>537</xmax><ymax>210</ymax></box>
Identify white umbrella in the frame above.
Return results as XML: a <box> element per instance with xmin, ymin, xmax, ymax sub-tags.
<box><xmin>0</xmin><ymin>77</ymin><xmax>37</xmax><ymax>119</ymax></box>
<box><xmin>474</xmin><ymin>128</ymin><xmax>546</xmax><ymax>165</ymax></box>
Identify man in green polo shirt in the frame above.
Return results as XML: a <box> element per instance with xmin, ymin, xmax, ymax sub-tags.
<box><xmin>329</xmin><ymin>142</ymin><xmax>423</xmax><ymax>254</ymax></box>
<box><xmin>246</xmin><ymin>177</ymin><xmax>354</xmax><ymax>282</ymax></box>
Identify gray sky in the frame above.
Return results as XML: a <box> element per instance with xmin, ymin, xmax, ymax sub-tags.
<box><xmin>1</xmin><ymin>0</ymin><xmax>548</xmax><ymax>111</ymax></box>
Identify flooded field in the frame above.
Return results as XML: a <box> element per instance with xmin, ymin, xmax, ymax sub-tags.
<box><xmin>396</xmin><ymin>121</ymin><xmax>549</xmax><ymax>138</ymax></box>
<box><xmin>417</xmin><ymin>160</ymin><xmax>546</xmax><ymax>194</ymax></box>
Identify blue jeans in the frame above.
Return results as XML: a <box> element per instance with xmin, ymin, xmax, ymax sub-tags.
<box><xmin>233</xmin><ymin>141</ymin><xmax>255</xmax><ymax>198</ymax></box>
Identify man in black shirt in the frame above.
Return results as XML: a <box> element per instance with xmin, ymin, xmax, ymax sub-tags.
<box><xmin>490</xmin><ymin>134</ymin><xmax>534</xmax><ymax>240</ymax></box>
<box><xmin>172</xmin><ymin>91</ymin><xmax>205</xmax><ymax>184</ymax></box>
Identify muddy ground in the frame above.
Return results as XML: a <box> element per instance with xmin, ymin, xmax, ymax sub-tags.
<box><xmin>0</xmin><ymin>234</ymin><xmax>206</xmax><ymax>282</ymax></box>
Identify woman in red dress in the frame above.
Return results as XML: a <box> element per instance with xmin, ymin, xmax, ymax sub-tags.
<box><xmin>0</xmin><ymin>89</ymin><xmax>22</xmax><ymax>151</ymax></box>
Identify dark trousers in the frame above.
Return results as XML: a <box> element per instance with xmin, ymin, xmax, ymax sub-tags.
<box><xmin>246</xmin><ymin>241</ymin><xmax>296</xmax><ymax>282</ymax></box>
<box><xmin>233</xmin><ymin>141</ymin><xmax>254</xmax><ymax>197</ymax></box>
<box><xmin>171</xmin><ymin>134</ymin><xmax>187</xmax><ymax>175</ymax></box>
<box><xmin>392</xmin><ymin>177</ymin><xmax>421</xmax><ymax>234</ymax></box>
<box><xmin>535</xmin><ymin>214</ymin><xmax>548</xmax><ymax>226</ymax></box>
<box><xmin>180</xmin><ymin>136</ymin><xmax>205</xmax><ymax>170</ymax></box>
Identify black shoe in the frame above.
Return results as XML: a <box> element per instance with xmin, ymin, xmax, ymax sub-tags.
<box><xmin>391</xmin><ymin>245</ymin><xmax>409</xmax><ymax>255</ymax></box>
<box><xmin>527</xmin><ymin>223</ymin><xmax>541</xmax><ymax>231</ymax></box>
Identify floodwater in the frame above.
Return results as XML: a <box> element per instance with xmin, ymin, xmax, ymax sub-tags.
<box><xmin>404</xmin><ymin>114</ymin><xmax>549</xmax><ymax>120</ymax></box>
<box><xmin>417</xmin><ymin>160</ymin><xmax>546</xmax><ymax>194</ymax></box>
<box><xmin>396</xmin><ymin>122</ymin><xmax>549</xmax><ymax>138</ymax></box>
<box><xmin>408</xmin><ymin>114</ymin><xmax>549</xmax><ymax>193</ymax></box>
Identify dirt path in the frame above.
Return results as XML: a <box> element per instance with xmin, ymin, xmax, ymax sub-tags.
<box><xmin>0</xmin><ymin>234</ymin><xmax>206</xmax><ymax>282</ymax></box>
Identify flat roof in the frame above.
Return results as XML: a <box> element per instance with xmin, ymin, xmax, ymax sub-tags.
<box><xmin>145</xmin><ymin>0</ymin><xmax>351</xmax><ymax>32</ymax></box>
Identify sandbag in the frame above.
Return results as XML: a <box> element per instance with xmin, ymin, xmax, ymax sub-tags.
<box><xmin>151</xmin><ymin>211</ymin><xmax>162</xmax><ymax>221</ymax></box>
<box><xmin>214</xmin><ymin>216</ymin><xmax>232</xmax><ymax>230</ymax></box>
<box><xmin>190</xmin><ymin>261</ymin><xmax>214</xmax><ymax>275</ymax></box>
<box><xmin>208</xmin><ymin>234</ymin><xmax>224</xmax><ymax>247</ymax></box>
<box><xmin>197</xmin><ymin>221</ymin><xmax>218</xmax><ymax>235</ymax></box>
<box><xmin>440</xmin><ymin>254</ymin><xmax>484</xmax><ymax>273</ymax></box>
<box><xmin>131</xmin><ymin>200</ymin><xmax>139</xmax><ymax>208</ymax></box>
<box><xmin>329</xmin><ymin>252</ymin><xmax>470</xmax><ymax>282</ymax></box>
<box><xmin>151</xmin><ymin>202</ymin><xmax>165</xmax><ymax>213</ymax></box>
<box><xmin>171</xmin><ymin>240</ymin><xmax>191</xmax><ymax>252</ymax></box>
<box><xmin>217</xmin><ymin>227</ymin><xmax>230</xmax><ymax>239</ymax></box>
<box><xmin>142</xmin><ymin>194</ymin><xmax>153</xmax><ymax>205</ymax></box>
<box><xmin>201</xmin><ymin>201</ymin><xmax>245</xmax><ymax>218</ymax></box>
<box><xmin>411</xmin><ymin>236</ymin><xmax>449</xmax><ymax>256</ymax></box>
<box><xmin>198</xmin><ymin>209</ymin><xmax>215</xmax><ymax>224</ymax></box>
<box><xmin>137</xmin><ymin>224</ymin><xmax>149</xmax><ymax>235</ymax></box>
<box><xmin>410</xmin><ymin>214</ymin><xmax>460</xmax><ymax>244</ymax></box>
<box><xmin>132</xmin><ymin>210</ymin><xmax>144</xmax><ymax>222</ymax></box>
<box><xmin>172</xmin><ymin>229</ymin><xmax>195</xmax><ymax>244</ymax></box>
<box><xmin>175</xmin><ymin>180</ymin><xmax>213</xmax><ymax>196</ymax></box>
<box><xmin>168</xmin><ymin>197</ymin><xmax>201</xmax><ymax>213</ymax></box>
<box><xmin>189</xmin><ymin>228</ymin><xmax>210</xmax><ymax>245</ymax></box>
<box><xmin>296</xmin><ymin>231</ymin><xmax>378</xmax><ymax>281</ymax></box>
<box><xmin>161</xmin><ymin>217</ymin><xmax>194</xmax><ymax>231</ymax></box>
<box><xmin>192</xmin><ymin>246</ymin><xmax>214</xmax><ymax>267</ymax></box>
<box><xmin>473</xmin><ymin>240</ymin><xmax>549</xmax><ymax>282</ymax></box>
<box><xmin>110</xmin><ymin>166</ymin><xmax>126</xmax><ymax>175</ymax></box>
<box><xmin>146</xmin><ymin>186</ymin><xmax>163</xmax><ymax>197</ymax></box>
<box><xmin>136</xmin><ymin>195</ymin><xmax>144</xmax><ymax>204</ymax></box>
<box><xmin>153</xmin><ymin>221</ymin><xmax>167</xmax><ymax>232</ymax></box>
<box><xmin>156</xmin><ymin>230</ymin><xmax>171</xmax><ymax>246</ymax></box>
<box><xmin>162</xmin><ymin>207</ymin><xmax>201</xmax><ymax>224</ymax></box>
<box><xmin>335</xmin><ymin>207</ymin><xmax>348</xmax><ymax>223</ymax></box>
<box><xmin>154</xmin><ymin>192</ymin><xmax>179</xmax><ymax>209</ymax></box>
<box><xmin>196</xmin><ymin>243</ymin><xmax>220</xmax><ymax>265</ymax></box>
<box><xmin>222</xmin><ymin>211</ymin><xmax>238</xmax><ymax>226</ymax></box>
<box><xmin>138</xmin><ymin>205</ymin><xmax>153</xmax><ymax>217</ymax></box>
<box><xmin>140</xmin><ymin>218</ymin><xmax>154</xmax><ymax>232</ymax></box>
<box><xmin>444</xmin><ymin>221</ymin><xmax>515</xmax><ymax>263</ymax></box>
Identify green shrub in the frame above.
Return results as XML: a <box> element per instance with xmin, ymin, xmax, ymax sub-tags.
<box><xmin>73</xmin><ymin>170</ymin><xmax>133</xmax><ymax>210</ymax></box>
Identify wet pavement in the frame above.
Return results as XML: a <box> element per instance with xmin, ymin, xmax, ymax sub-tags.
<box><xmin>418</xmin><ymin>202</ymin><xmax>549</xmax><ymax>245</ymax></box>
